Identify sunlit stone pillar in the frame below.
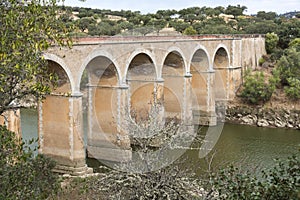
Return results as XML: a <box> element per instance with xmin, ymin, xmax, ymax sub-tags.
<box><xmin>38</xmin><ymin>93</ymin><xmax>91</xmax><ymax>175</ymax></box>
<box><xmin>207</xmin><ymin>70</ymin><xmax>217</xmax><ymax>126</ymax></box>
<box><xmin>0</xmin><ymin>109</ymin><xmax>21</xmax><ymax>137</ymax></box>
<box><xmin>183</xmin><ymin>74</ymin><xmax>193</xmax><ymax>126</ymax></box>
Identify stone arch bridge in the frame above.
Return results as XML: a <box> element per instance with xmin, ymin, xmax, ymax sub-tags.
<box><xmin>30</xmin><ymin>35</ymin><xmax>265</xmax><ymax>174</ymax></box>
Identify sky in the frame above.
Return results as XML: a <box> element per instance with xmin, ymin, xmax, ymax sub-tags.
<box><xmin>62</xmin><ymin>0</ymin><xmax>299</xmax><ymax>15</ymax></box>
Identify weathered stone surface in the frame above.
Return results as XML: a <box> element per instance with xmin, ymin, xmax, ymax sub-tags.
<box><xmin>257</xmin><ymin>119</ymin><xmax>269</xmax><ymax>127</ymax></box>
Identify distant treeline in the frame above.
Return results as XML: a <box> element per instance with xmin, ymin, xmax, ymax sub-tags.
<box><xmin>59</xmin><ymin>4</ymin><xmax>300</xmax><ymax>48</ymax></box>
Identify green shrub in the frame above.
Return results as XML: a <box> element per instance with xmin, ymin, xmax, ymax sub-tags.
<box><xmin>285</xmin><ymin>78</ymin><xmax>300</xmax><ymax>100</ymax></box>
<box><xmin>240</xmin><ymin>71</ymin><xmax>276</xmax><ymax>104</ymax></box>
<box><xmin>0</xmin><ymin>125</ymin><xmax>60</xmax><ymax>200</ymax></box>
<box><xmin>208</xmin><ymin>155</ymin><xmax>300</xmax><ymax>200</ymax></box>
<box><xmin>265</xmin><ymin>32</ymin><xmax>279</xmax><ymax>54</ymax></box>
<box><xmin>258</xmin><ymin>57</ymin><xmax>266</xmax><ymax>66</ymax></box>
<box><xmin>277</xmin><ymin>47</ymin><xmax>300</xmax><ymax>85</ymax></box>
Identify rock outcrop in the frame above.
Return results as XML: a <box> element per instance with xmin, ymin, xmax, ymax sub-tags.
<box><xmin>225</xmin><ymin>105</ymin><xmax>300</xmax><ymax>129</ymax></box>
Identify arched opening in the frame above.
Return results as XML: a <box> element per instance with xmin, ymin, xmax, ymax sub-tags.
<box><xmin>162</xmin><ymin>51</ymin><xmax>185</xmax><ymax>121</ymax></box>
<box><xmin>191</xmin><ymin>49</ymin><xmax>210</xmax><ymax>109</ymax></box>
<box><xmin>22</xmin><ymin>60</ymin><xmax>72</xmax><ymax>155</ymax></box>
<box><xmin>82</xmin><ymin>56</ymin><xmax>120</xmax><ymax>147</ymax></box>
<box><xmin>127</xmin><ymin>53</ymin><xmax>156</xmax><ymax>121</ymax></box>
<box><xmin>213</xmin><ymin>47</ymin><xmax>229</xmax><ymax>100</ymax></box>
<box><xmin>47</xmin><ymin>60</ymin><xmax>71</xmax><ymax>93</ymax></box>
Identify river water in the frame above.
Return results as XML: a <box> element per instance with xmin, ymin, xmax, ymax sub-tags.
<box><xmin>20</xmin><ymin>108</ymin><xmax>300</xmax><ymax>174</ymax></box>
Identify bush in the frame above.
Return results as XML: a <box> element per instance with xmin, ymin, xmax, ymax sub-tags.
<box><xmin>207</xmin><ymin>155</ymin><xmax>300</xmax><ymax>200</ymax></box>
<box><xmin>265</xmin><ymin>32</ymin><xmax>279</xmax><ymax>54</ymax></box>
<box><xmin>258</xmin><ymin>57</ymin><xmax>266</xmax><ymax>66</ymax></box>
<box><xmin>284</xmin><ymin>78</ymin><xmax>300</xmax><ymax>100</ymax></box>
<box><xmin>240</xmin><ymin>71</ymin><xmax>277</xmax><ymax>104</ymax></box>
<box><xmin>277</xmin><ymin>47</ymin><xmax>300</xmax><ymax>85</ymax></box>
<box><xmin>0</xmin><ymin>125</ymin><xmax>60</xmax><ymax>200</ymax></box>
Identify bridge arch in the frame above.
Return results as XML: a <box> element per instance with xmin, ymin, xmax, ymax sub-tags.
<box><xmin>161</xmin><ymin>48</ymin><xmax>186</xmax><ymax>120</ymax></box>
<box><xmin>78</xmin><ymin>50</ymin><xmax>122</xmax><ymax>91</ymax></box>
<box><xmin>190</xmin><ymin>45</ymin><xmax>212</xmax><ymax>72</ymax></box>
<box><xmin>189</xmin><ymin>46</ymin><xmax>212</xmax><ymax>121</ymax></box>
<box><xmin>213</xmin><ymin>45</ymin><xmax>230</xmax><ymax>100</ymax></box>
<box><xmin>125</xmin><ymin>51</ymin><xmax>158</xmax><ymax>121</ymax></box>
<box><xmin>160</xmin><ymin>47</ymin><xmax>187</xmax><ymax>77</ymax></box>
<box><xmin>124</xmin><ymin>49</ymin><xmax>158</xmax><ymax>83</ymax></box>
<box><xmin>212</xmin><ymin>44</ymin><xmax>230</xmax><ymax>69</ymax></box>
<box><xmin>43</xmin><ymin>53</ymin><xmax>75</xmax><ymax>94</ymax></box>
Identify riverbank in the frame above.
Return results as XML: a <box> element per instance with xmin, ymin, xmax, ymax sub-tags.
<box><xmin>225</xmin><ymin>88</ymin><xmax>300</xmax><ymax>130</ymax></box>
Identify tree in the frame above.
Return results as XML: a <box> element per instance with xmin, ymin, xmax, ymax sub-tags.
<box><xmin>183</xmin><ymin>26</ymin><xmax>197</xmax><ymax>35</ymax></box>
<box><xmin>265</xmin><ymin>32</ymin><xmax>279</xmax><ymax>54</ymax></box>
<box><xmin>225</xmin><ymin>4</ymin><xmax>247</xmax><ymax>18</ymax></box>
<box><xmin>0</xmin><ymin>0</ymin><xmax>72</xmax><ymax>115</ymax></box>
<box><xmin>257</xmin><ymin>11</ymin><xmax>277</xmax><ymax>20</ymax></box>
<box><xmin>169</xmin><ymin>20</ymin><xmax>190</xmax><ymax>33</ymax></box>
<box><xmin>78</xmin><ymin>17</ymin><xmax>96</xmax><ymax>32</ymax></box>
<box><xmin>240</xmin><ymin>71</ymin><xmax>278</xmax><ymax>104</ymax></box>
<box><xmin>277</xmin><ymin>19</ymin><xmax>300</xmax><ymax>49</ymax></box>
<box><xmin>277</xmin><ymin>47</ymin><xmax>300</xmax><ymax>85</ymax></box>
<box><xmin>244</xmin><ymin>20</ymin><xmax>278</xmax><ymax>34</ymax></box>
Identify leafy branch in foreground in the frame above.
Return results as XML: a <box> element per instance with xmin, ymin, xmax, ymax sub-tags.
<box><xmin>0</xmin><ymin>125</ymin><xmax>60</xmax><ymax>199</ymax></box>
<box><xmin>0</xmin><ymin>0</ymin><xmax>73</xmax><ymax>115</ymax></box>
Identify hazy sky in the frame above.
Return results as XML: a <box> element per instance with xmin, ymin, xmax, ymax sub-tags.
<box><xmin>62</xmin><ymin>0</ymin><xmax>299</xmax><ymax>15</ymax></box>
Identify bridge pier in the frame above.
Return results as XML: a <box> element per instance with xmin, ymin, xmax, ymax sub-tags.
<box><xmin>38</xmin><ymin>94</ymin><xmax>92</xmax><ymax>175</ymax></box>
<box><xmin>0</xmin><ymin>109</ymin><xmax>21</xmax><ymax>137</ymax></box>
<box><xmin>86</xmin><ymin>84</ymin><xmax>131</xmax><ymax>162</ymax></box>
<box><xmin>191</xmin><ymin>70</ymin><xmax>217</xmax><ymax>126</ymax></box>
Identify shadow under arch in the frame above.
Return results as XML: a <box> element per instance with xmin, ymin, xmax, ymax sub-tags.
<box><xmin>213</xmin><ymin>46</ymin><xmax>230</xmax><ymax>101</ymax></box>
<box><xmin>126</xmin><ymin>52</ymin><xmax>157</xmax><ymax>121</ymax></box>
<box><xmin>124</xmin><ymin>49</ymin><xmax>158</xmax><ymax>83</ymax></box>
<box><xmin>162</xmin><ymin>50</ymin><xmax>186</xmax><ymax>121</ymax></box>
<box><xmin>43</xmin><ymin>53</ymin><xmax>75</xmax><ymax>94</ymax></box>
<box><xmin>81</xmin><ymin>55</ymin><xmax>126</xmax><ymax>160</ymax></box>
<box><xmin>77</xmin><ymin>50</ymin><xmax>123</xmax><ymax>93</ymax></box>
<box><xmin>190</xmin><ymin>48</ymin><xmax>213</xmax><ymax>125</ymax></box>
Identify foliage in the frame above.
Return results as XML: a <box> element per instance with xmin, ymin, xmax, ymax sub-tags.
<box><xmin>243</xmin><ymin>21</ymin><xmax>278</xmax><ymax>34</ymax></box>
<box><xmin>257</xmin><ymin>11</ymin><xmax>277</xmax><ymax>20</ymax></box>
<box><xmin>224</xmin><ymin>4</ymin><xmax>247</xmax><ymax>18</ymax></box>
<box><xmin>240</xmin><ymin>71</ymin><xmax>277</xmax><ymax>104</ymax></box>
<box><xmin>284</xmin><ymin>78</ymin><xmax>300</xmax><ymax>100</ymax></box>
<box><xmin>183</xmin><ymin>26</ymin><xmax>197</xmax><ymax>35</ymax></box>
<box><xmin>277</xmin><ymin>19</ymin><xmax>300</xmax><ymax>49</ymax></box>
<box><xmin>258</xmin><ymin>57</ymin><xmax>266</xmax><ymax>66</ymax></box>
<box><xmin>0</xmin><ymin>0</ymin><xmax>72</xmax><ymax>115</ymax></box>
<box><xmin>289</xmin><ymin>38</ymin><xmax>300</xmax><ymax>51</ymax></box>
<box><xmin>0</xmin><ymin>125</ymin><xmax>60</xmax><ymax>199</ymax></box>
<box><xmin>277</xmin><ymin>47</ymin><xmax>300</xmax><ymax>85</ymax></box>
<box><xmin>207</xmin><ymin>155</ymin><xmax>300</xmax><ymax>200</ymax></box>
<box><xmin>265</xmin><ymin>32</ymin><xmax>279</xmax><ymax>54</ymax></box>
